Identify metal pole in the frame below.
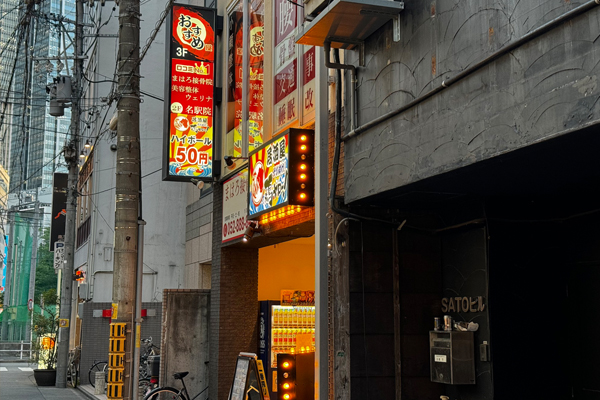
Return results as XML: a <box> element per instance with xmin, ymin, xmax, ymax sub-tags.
<box><xmin>314</xmin><ymin>45</ymin><xmax>329</xmax><ymax>400</ymax></box>
<box><xmin>131</xmin><ymin>219</ymin><xmax>145</xmax><ymax>400</ymax></box>
<box><xmin>56</xmin><ymin>0</ymin><xmax>83</xmax><ymax>388</ymax></box>
<box><xmin>114</xmin><ymin>0</ymin><xmax>141</xmax><ymax>396</ymax></box>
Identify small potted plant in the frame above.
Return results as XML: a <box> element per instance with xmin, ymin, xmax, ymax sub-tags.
<box><xmin>31</xmin><ymin>289</ymin><xmax>59</xmax><ymax>386</ymax></box>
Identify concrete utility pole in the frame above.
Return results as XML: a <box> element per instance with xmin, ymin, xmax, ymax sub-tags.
<box><xmin>113</xmin><ymin>0</ymin><xmax>141</xmax><ymax>397</ymax></box>
<box><xmin>56</xmin><ymin>0</ymin><xmax>83</xmax><ymax>388</ymax></box>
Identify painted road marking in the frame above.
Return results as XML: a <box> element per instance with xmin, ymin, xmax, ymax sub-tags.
<box><xmin>18</xmin><ymin>367</ymin><xmax>33</xmax><ymax>371</ymax></box>
<box><xmin>0</xmin><ymin>367</ymin><xmax>7</xmax><ymax>371</ymax></box>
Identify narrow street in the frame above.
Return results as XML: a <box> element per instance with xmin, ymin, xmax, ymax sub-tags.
<box><xmin>0</xmin><ymin>363</ymin><xmax>88</xmax><ymax>400</ymax></box>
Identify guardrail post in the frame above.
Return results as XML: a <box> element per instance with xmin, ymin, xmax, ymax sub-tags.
<box><xmin>20</xmin><ymin>341</ymin><xmax>23</xmax><ymax>360</ymax></box>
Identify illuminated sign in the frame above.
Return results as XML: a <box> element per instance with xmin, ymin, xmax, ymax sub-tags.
<box><xmin>163</xmin><ymin>4</ymin><xmax>216</xmax><ymax>181</ymax></box>
<box><xmin>277</xmin><ymin>353</ymin><xmax>296</xmax><ymax>400</ymax></box>
<box><xmin>248</xmin><ymin>129</ymin><xmax>314</xmax><ymax>219</ymax></box>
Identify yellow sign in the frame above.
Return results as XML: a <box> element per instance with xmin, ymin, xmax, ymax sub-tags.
<box><xmin>111</xmin><ymin>303</ymin><xmax>118</xmax><ymax>319</ymax></box>
<box><xmin>256</xmin><ymin>360</ymin><xmax>270</xmax><ymax>400</ymax></box>
<box><xmin>59</xmin><ymin>319</ymin><xmax>69</xmax><ymax>328</ymax></box>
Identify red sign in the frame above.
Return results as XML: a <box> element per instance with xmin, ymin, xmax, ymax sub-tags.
<box><xmin>172</xmin><ymin>5</ymin><xmax>215</xmax><ymax>62</ymax></box>
<box><xmin>165</xmin><ymin>5</ymin><xmax>216</xmax><ymax>180</ymax></box>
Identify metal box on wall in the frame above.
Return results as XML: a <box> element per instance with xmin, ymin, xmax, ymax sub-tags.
<box><xmin>430</xmin><ymin>331</ymin><xmax>475</xmax><ymax>385</ymax></box>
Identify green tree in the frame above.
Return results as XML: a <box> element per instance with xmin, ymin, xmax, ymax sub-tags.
<box><xmin>35</xmin><ymin>227</ymin><xmax>57</xmax><ymax>302</ymax></box>
<box><xmin>31</xmin><ymin>288</ymin><xmax>59</xmax><ymax>369</ymax></box>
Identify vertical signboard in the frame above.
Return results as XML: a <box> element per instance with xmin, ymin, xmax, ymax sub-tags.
<box><xmin>164</xmin><ymin>4</ymin><xmax>216</xmax><ymax>181</ymax></box>
<box><xmin>248</xmin><ymin>8</ymin><xmax>265</xmax><ymax>152</ymax></box>
<box><xmin>50</xmin><ymin>172</ymin><xmax>68</xmax><ymax>251</ymax></box>
<box><xmin>222</xmin><ymin>168</ymin><xmax>251</xmax><ymax>243</ymax></box>
<box><xmin>273</xmin><ymin>0</ymin><xmax>298</xmax><ymax>133</ymax></box>
<box><xmin>302</xmin><ymin>46</ymin><xmax>316</xmax><ymax>124</ymax></box>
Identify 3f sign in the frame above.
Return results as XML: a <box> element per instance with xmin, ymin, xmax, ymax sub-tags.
<box><xmin>176</xmin><ymin>47</ymin><xmax>188</xmax><ymax>57</ymax></box>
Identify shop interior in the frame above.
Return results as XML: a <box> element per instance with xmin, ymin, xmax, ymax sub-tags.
<box><xmin>257</xmin><ymin>235</ymin><xmax>316</xmax><ymax>398</ymax></box>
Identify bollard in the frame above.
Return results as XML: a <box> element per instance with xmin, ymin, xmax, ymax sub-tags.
<box><xmin>95</xmin><ymin>371</ymin><xmax>106</xmax><ymax>395</ymax></box>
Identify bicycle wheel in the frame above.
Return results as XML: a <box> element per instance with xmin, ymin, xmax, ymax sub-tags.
<box><xmin>143</xmin><ymin>387</ymin><xmax>182</xmax><ymax>400</ymax></box>
<box><xmin>89</xmin><ymin>361</ymin><xmax>108</xmax><ymax>388</ymax></box>
<box><xmin>138</xmin><ymin>378</ymin><xmax>160</xmax><ymax>399</ymax></box>
<box><xmin>68</xmin><ymin>361</ymin><xmax>79</xmax><ymax>388</ymax></box>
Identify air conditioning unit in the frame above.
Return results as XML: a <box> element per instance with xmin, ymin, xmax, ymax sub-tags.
<box><xmin>297</xmin><ymin>0</ymin><xmax>404</xmax><ymax>50</ymax></box>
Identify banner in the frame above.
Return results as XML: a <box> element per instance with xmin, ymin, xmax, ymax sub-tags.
<box><xmin>164</xmin><ymin>5</ymin><xmax>216</xmax><ymax>181</ymax></box>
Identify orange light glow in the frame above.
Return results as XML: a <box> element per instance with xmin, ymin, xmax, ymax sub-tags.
<box><xmin>282</xmin><ymin>361</ymin><xmax>290</xmax><ymax>368</ymax></box>
<box><xmin>300</xmin><ymin>135</ymin><xmax>307</xmax><ymax>141</ymax></box>
<box><xmin>300</xmin><ymin>164</ymin><xmax>306</xmax><ymax>170</ymax></box>
<box><xmin>300</xmin><ymin>174</ymin><xmax>306</xmax><ymax>180</ymax></box>
<box><xmin>283</xmin><ymin>394</ymin><xmax>290</xmax><ymax>400</ymax></box>
<box><xmin>300</xmin><ymin>145</ymin><xmax>307</xmax><ymax>151</ymax></box>
<box><xmin>300</xmin><ymin>193</ymin><xmax>306</xmax><ymax>199</ymax></box>
<box><xmin>283</xmin><ymin>383</ymin><xmax>290</xmax><ymax>389</ymax></box>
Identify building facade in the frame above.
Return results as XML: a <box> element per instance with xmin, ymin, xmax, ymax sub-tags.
<box><xmin>305</xmin><ymin>0</ymin><xmax>600</xmax><ymax>399</ymax></box>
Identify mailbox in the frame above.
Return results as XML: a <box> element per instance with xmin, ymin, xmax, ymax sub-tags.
<box><xmin>430</xmin><ymin>331</ymin><xmax>475</xmax><ymax>385</ymax></box>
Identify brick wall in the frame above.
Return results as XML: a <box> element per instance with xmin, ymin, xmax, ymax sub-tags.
<box><xmin>79</xmin><ymin>301</ymin><xmax>162</xmax><ymax>385</ymax></box>
<box><xmin>210</xmin><ymin>182</ymin><xmax>259</xmax><ymax>400</ymax></box>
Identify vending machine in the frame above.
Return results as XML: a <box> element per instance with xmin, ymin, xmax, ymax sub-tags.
<box><xmin>259</xmin><ymin>294</ymin><xmax>315</xmax><ymax>399</ymax></box>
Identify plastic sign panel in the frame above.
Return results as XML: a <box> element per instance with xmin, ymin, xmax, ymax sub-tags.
<box><xmin>273</xmin><ymin>0</ymin><xmax>298</xmax><ymax>133</ymax></box>
<box><xmin>163</xmin><ymin>4</ymin><xmax>216</xmax><ymax>181</ymax></box>
<box><xmin>248</xmin><ymin>129</ymin><xmax>314</xmax><ymax>219</ymax></box>
<box><xmin>302</xmin><ymin>46</ymin><xmax>316</xmax><ymax>123</ymax></box>
<box><xmin>222</xmin><ymin>168</ymin><xmax>251</xmax><ymax>243</ymax></box>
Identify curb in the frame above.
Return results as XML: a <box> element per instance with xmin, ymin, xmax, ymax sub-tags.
<box><xmin>77</xmin><ymin>385</ymin><xmax>107</xmax><ymax>400</ymax></box>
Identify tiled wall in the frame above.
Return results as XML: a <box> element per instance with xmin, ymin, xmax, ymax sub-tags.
<box><xmin>185</xmin><ymin>191</ymin><xmax>213</xmax><ymax>289</ymax></box>
<box><xmin>79</xmin><ymin>301</ymin><xmax>162</xmax><ymax>385</ymax></box>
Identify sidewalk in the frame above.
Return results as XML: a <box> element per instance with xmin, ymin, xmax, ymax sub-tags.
<box><xmin>0</xmin><ymin>363</ymin><xmax>88</xmax><ymax>400</ymax></box>
<box><xmin>77</xmin><ymin>384</ymin><xmax>107</xmax><ymax>400</ymax></box>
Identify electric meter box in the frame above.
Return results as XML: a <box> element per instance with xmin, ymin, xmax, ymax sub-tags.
<box><xmin>430</xmin><ymin>331</ymin><xmax>475</xmax><ymax>385</ymax></box>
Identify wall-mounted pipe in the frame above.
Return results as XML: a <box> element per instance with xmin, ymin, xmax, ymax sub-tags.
<box><xmin>324</xmin><ymin>41</ymin><xmax>356</xmax><ymax>131</ymax></box>
<box><xmin>342</xmin><ymin>0</ymin><xmax>600</xmax><ymax>141</ymax></box>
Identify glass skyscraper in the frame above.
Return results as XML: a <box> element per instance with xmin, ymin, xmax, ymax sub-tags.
<box><xmin>8</xmin><ymin>0</ymin><xmax>73</xmax><ymax>193</ymax></box>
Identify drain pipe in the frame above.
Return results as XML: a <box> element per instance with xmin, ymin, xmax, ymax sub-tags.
<box><xmin>325</xmin><ymin>41</ymin><xmax>356</xmax><ymax>131</ymax></box>
<box><xmin>342</xmin><ymin>0</ymin><xmax>600</xmax><ymax>141</ymax></box>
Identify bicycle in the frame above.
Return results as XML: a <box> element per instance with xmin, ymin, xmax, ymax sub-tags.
<box><xmin>140</xmin><ymin>337</ymin><xmax>160</xmax><ymax>380</ymax></box>
<box><xmin>66</xmin><ymin>346</ymin><xmax>81</xmax><ymax>388</ymax></box>
<box><xmin>143</xmin><ymin>371</ymin><xmax>208</xmax><ymax>400</ymax></box>
<box><xmin>89</xmin><ymin>359</ymin><xmax>108</xmax><ymax>388</ymax></box>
